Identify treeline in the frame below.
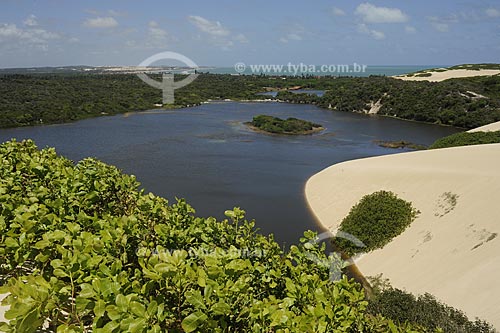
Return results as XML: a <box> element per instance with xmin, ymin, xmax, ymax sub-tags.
<box><xmin>429</xmin><ymin>131</ymin><xmax>500</xmax><ymax>149</ymax></box>
<box><xmin>315</xmin><ymin>76</ymin><xmax>500</xmax><ymax>129</ymax></box>
<box><xmin>1</xmin><ymin>73</ymin><xmax>500</xmax><ymax>129</ymax></box>
<box><xmin>0</xmin><ymin>74</ymin><xmax>326</xmax><ymax>128</ymax></box>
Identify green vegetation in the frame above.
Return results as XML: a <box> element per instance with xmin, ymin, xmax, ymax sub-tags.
<box><xmin>334</xmin><ymin>191</ymin><xmax>419</xmax><ymax>256</ymax></box>
<box><xmin>247</xmin><ymin>114</ymin><xmax>323</xmax><ymax>135</ymax></box>
<box><xmin>415</xmin><ymin>73</ymin><xmax>432</xmax><ymax>77</ymax></box>
<box><xmin>367</xmin><ymin>276</ymin><xmax>495</xmax><ymax>333</ymax></box>
<box><xmin>2</xmin><ymin>72</ymin><xmax>500</xmax><ymax>129</ymax></box>
<box><xmin>0</xmin><ymin>139</ymin><xmax>421</xmax><ymax>332</ymax></box>
<box><xmin>449</xmin><ymin>64</ymin><xmax>500</xmax><ymax>71</ymax></box>
<box><xmin>429</xmin><ymin>131</ymin><xmax>500</xmax><ymax>149</ymax></box>
<box><xmin>316</xmin><ymin>75</ymin><xmax>500</xmax><ymax>129</ymax></box>
<box><xmin>374</xmin><ymin>140</ymin><xmax>427</xmax><ymax>150</ymax></box>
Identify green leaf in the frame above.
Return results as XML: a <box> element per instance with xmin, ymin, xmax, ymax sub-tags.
<box><xmin>16</xmin><ymin>307</ymin><xmax>42</xmax><ymax>333</ymax></box>
<box><xmin>129</xmin><ymin>318</ymin><xmax>146</xmax><ymax>333</ymax></box>
<box><xmin>75</xmin><ymin>296</ymin><xmax>91</xmax><ymax>311</ymax></box>
<box><xmin>185</xmin><ymin>290</ymin><xmax>206</xmax><ymax>310</ymax></box>
<box><xmin>94</xmin><ymin>299</ymin><xmax>106</xmax><ymax>318</ymax></box>
<box><xmin>5</xmin><ymin>237</ymin><xmax>18</xmax><ymax>248</ymax></box>
<box><xmin>33</xmin><ymin>239</ymin><xmax>51</xmax><ymax>249</ymax></box>
<box><xmin>129</xmin><ymin>301</ymin><xmax>146</xmax><ymax>318</ymax></box>
<box><xmin>116</xmin><ymin>294</ymin><xmax>129</xmax><ymax>313</ymax></box>
<box><xmin>181</xmin><ymin>311</ymin><xmax>207</xmax><ymax>333</ymax></box>
<box><xmin>211</xmin><ymin>301</ymin><xmax>230</xmax><ymax>316</ymax></box>
<box><xmin>79</xmin><ymin>283</ymin><xmax>95</xmax><ymax>298</ymax></box>
<box><xmin>53</xmin><ymin>268</ymin><xmax>68</xmax><ymax>278</ymax></box>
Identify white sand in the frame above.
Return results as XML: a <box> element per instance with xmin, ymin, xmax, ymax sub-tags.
<box><xmin>394</xmin><ymin>69</ymin><xmax>500</xmax><ymax>82</ymax></box>
<box><xmin>305</xmin><ymin>144</ymin><xmax>500</xmax><ymax>328</ymax></box>
<box><xmin>468</xmin><ymin>121</ymin><xmax>500</xmax><ymax>133</ymax></box>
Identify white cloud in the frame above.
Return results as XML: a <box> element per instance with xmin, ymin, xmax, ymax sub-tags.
<box><xmin>279</xmin><ymin>23</ymin><xmax>307</xmax><ymax>43</ymax></box>
<box><xmin>234</xmin><ymin>33</ymin><xmax>248</xmax><ymax>43</ymax></box>
<box><xmin>146</xmin><ymin>21</ymin><xmax>169</xmax><ymax>48</ymax></box>
<box><xmin>432</xmin><ymin>23</ymin><xmax>449</xmax><ymax>32</ymax></box>
<box><xmin>83</xmin><ymin>17</ymin><xmax>118</xmax><ymax>28</ymax></box>
<box><xmin>332</xmin><ymin>7</ymin><xmax>346</xmax><ymax>17</ymax></box>
<box><xmin>358</xmin><ymin>23</ymin><xmax>385</xmax><ymax>40</ymax></box>
<box><xmin>107</xmin><ymin>10</ymin><xmax>126</xmax><ymax>17</ymax></box>
<box><xmin>188</xmin><ymin>15</ymin><xmax>229</xmax><ymax>36</ymax></box>
<box><xmin>0</xmin><ymin>23</ymin><xmax>60</xmax><ymax>51</ymax></box>
<box><xmin>355</xmin><ymin>3</ymin><xmax>408</xmax><ymax>23</ymax></box>
<box><xmin>405</xmin><ymin>26</ymin><xmax>416</xmax><ymax>34</ymax></box>
<box><xmin>85</xmin><ymin>9</ymin><xmax>126</xmax><ymax>17</ymax></box>
<box><xmin>23</xmin><ymin>14</ymin><xmax>38</xmax><ymax>27</ymax></box>
<box><xmin>486</xmin><ymin>8</ymin><xmax>500</xmax><ymax>18</ymax></box>
<box><xmin>187</xmin><ymin>15</ymin><xmax>247</xmax><ymax>49</ymax></box>
<box><xmin>427</xmin><ymin>16</ymin><xmax>454</xmax><ymax>32</ymax></box>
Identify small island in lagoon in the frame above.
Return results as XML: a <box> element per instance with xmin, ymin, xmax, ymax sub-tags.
<box><xmin>246</xmin><ymin>114</ymin><xmax>324</xmax><ymax>135</ymax></box>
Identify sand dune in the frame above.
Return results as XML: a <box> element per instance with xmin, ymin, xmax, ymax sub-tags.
<box><xmin>468</xmin><ymin>120</ymin><xmax>500</xmax><ymax>133</ymax></box>
<box><xmin>305</xmin><ymin>143</ymin><xmax>500</xmax><ymax>328</ymax></box>
<box><xmin>394</xmin><ymin>69</ymin><xmax>500</xmax><ymax>82</ymax></box>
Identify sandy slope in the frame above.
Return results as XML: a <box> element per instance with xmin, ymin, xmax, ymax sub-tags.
<box><xmin>468</xmin><ymin>120</ymin><xmax>500</xmax><ymax>133</ymax></box>
<box><xmin>305</xmin><ymin>144</ymin><xmax>500</xmax><ymax>328</ymax></box>
<box><xmin>393</xmin><ymin>69</ymin><xmax>500</xmax><ymax>82</ymax></box>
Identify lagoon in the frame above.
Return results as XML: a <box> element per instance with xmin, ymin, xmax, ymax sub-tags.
<box><xmin>0</xmin><ymin>102</ymin><xmax>459</xmax><ymax>245</ymax></box>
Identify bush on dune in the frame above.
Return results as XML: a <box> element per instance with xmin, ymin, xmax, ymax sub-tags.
<box><xmin>334</xmin><ymin>191</ymin><xmax>419</xmax><ymax>256</ymax></box>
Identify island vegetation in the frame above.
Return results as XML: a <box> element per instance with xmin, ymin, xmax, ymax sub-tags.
<box><xmin>0</xmin><ymin>139</ymin><xmax>425</xmax><ymax>332</ymax></box>
<box><xmin>334</xmin><ymin>191</ymin><xmax>419</xmax><ymax>256</ymax></box>
<box><xmin>374</xmin><ymin>140</ymin><xmax>427</xmax><ymax>150</ymax></box>
<box><xmin>246</xmin><ymin>114</ymin><xmax>323</xmax><ymax>135</ymax></box>
<box><xmin>1</xmin><ymin>68</ymin><xmax>500</xmax><ymax>129</ymax></box>
<box><xmin>429</xmin><ymin>131</ymin><xmax>500</xmax><ymax>149</ymax></box>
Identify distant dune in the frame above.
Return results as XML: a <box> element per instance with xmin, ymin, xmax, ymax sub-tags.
<box><xmin>305</xmin><ymin>142</ymin><xmax>500</xmax><ymax>328</ymax></box>
<box><xmin>394</xmin><ymin>69</ymin><xmax>500</xmax><ymax>82</ymax></box>
<box><xmin>468</xmin><ymin>120</ymin><xmax>500</xmax><ymax>133</ymax></box>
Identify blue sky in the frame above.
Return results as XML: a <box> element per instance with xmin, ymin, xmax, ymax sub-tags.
<box><xmin>0</xmin><ymin>0</ymin><xmax>499</xmax><ymax>68</ymax></box>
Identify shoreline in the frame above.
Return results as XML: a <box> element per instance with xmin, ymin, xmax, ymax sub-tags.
<box><xmin>304</xmin><ymin>143</ymin><xmax>500</xmax><ymax>328</ymax></box>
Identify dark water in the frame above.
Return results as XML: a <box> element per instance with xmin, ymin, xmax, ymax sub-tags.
<box><xmin>0</xmin><ymin>102</ymin><xmax>459</xmax><ymax>246</ymax></box>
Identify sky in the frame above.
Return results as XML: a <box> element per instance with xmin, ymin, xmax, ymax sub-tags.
<box><xmin>0</xmin><ymin>0</ymin><xmax>499</xmax><ymax>68</ymax></box>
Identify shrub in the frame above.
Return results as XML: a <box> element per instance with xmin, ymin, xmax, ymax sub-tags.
<box><xmin>367</xmin><ymin>285</ymin><xmax>495</xmax><ymax>333</ymax></box>
<box><xmin>429</xmin><ymin>131</ymin><xmax>500</xmax><ymax>149</ymax></box>
<box><xmin>0</xmin><ymin>139</ymin><xmax>416</xmax><ymax>332</ymax></box>
<box><xmin>334</xmin><ymin>191</ymin><xmax>419</xmax><ymax>256</ymax></box>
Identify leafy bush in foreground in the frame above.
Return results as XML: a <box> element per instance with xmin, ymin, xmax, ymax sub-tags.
<box><xmin>429</xmin><ymin>131</ymin><xmax>500</xmax><ymax>149</ymax></box>
<box><xmin>367</xmin><ymin>277</ymin><xmax>495</xmax><ymax>333</ymax></box>
<box><xmin>334</xmin><ymin>191</ymin><xmax>419</xmax><ymax>256</ymax></box>
<box><xmin>0</xmin><ymin>140</ymin><xmax>417</xmax><ymax>332</ymax></box>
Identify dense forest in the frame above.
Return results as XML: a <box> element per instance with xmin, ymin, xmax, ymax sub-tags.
<box><xmin>278</xmin><ymin>75</ymin><xmax>500</xmax><ymax>129</ymax></box>
<box><xmin>1</xmin><ymin>73</ymin><xmax>500</xmax><ymax>129</ymax></box>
